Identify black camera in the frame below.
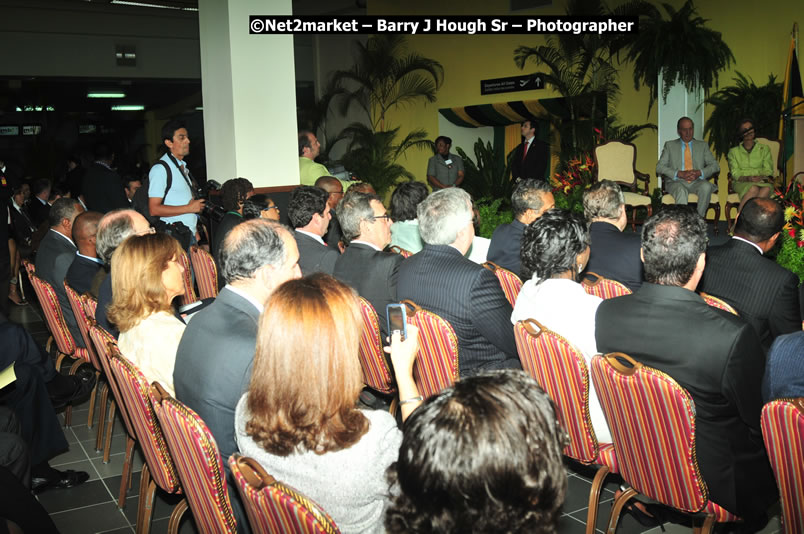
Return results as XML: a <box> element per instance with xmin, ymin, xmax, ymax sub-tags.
<box><xmin>196</xmin><ymin>180</ymin><xmax>226</xmax><ymax>223</ymax></box>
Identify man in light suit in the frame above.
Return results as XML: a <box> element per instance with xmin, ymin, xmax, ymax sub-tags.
<box><xmin>396</xmin><ymin>188</ymin><xmax>521</xmax><ymax>377</ymax></box>
<box><xmin>656</xmin><ymin>117</ymin><xmax>719</xmax><ymax>217</ymax></box>
<box><xmin>583</xmin><ymin>180</ymin><xmax>643</xmax><ymax>291</ymax></box>
<box><xmin>595</xmin><ymin>206</ymin><xmax>776</xmax><ymax>524</ymax></box>
<box><xmin>35</xmin><ymin>198</ymin><xmax>85</xmax><ymax>347</ymax></box>
<box><xmin>699</xmin><ymin>198</ymin><xmax>800</xmax><ymax>350</ymax></box>
<box><xmin>511</xmin><ymin>120</ymin><xmax>550</xmax><ymax>181</ymax></box>
<box><xmin>334</xmin><ymin>191</ymin><xmax>403</xmax><ymax>338</ymax></box>
<box><xmin>288</xmin><ymin>185</ymin><xmax>339</xmax><ymax>275</ymax></box>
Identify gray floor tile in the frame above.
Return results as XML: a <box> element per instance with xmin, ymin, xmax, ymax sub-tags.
<box><xmin>149</xmin><ymin>514</ymin><xmax>199</xmax><ymax>534</ymax></box>
<box><xmin>97</xmin><ymin>528</ymin><xmax>135</xmax><ymax>534</ymax></box>
<box><xmin>89</xmin><ymin>448</ymin><xmax>144</xmax><ymax>480</ymax></box>
<box><xmin>37</xmin><ymin>480</ymin><xmax>113</xmax><ymax>514</ymax></box>
<box><xmin>51</xmin><ymin>442</ymin><xmax>92</xmax><ymax>466</ymax></box>
<box><xmin>49</xmin><ymin>501</ymin><xmax>130</xmax><ymax>534</ymax></box>
<box><xmin>558</xmin><ymin>514</ymin><xmax>589</xmax><ymax>534</ymax></box>
<box><xmin>123</xmin><ymin>491</ymin><xmax>185</xmax><ymax>524</ymax></box>
<box><xmin>48</xmin><ymin>458</ymin><xmax>101</xmax><ymax>482</ymax></box>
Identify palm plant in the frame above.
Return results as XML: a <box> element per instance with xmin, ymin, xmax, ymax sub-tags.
<box><xmin>456</xmin><ymin>138</ymin><xmax>514</xmax><ymax>204</ymax></box>
<box><xmin>703</xmin><ymin>73</ymin><xmax>782</xmax><ymax>159</ymax></box>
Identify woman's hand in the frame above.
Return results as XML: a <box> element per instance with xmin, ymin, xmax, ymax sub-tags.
<box><xmin>385</xmin><ymin>324</ymin><xmax>422</xmax><ymax>421</ymax></box>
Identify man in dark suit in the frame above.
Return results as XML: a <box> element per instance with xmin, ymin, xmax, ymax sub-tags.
<box><xmin>334</xmin><ymin>191</ymin><xmax>403</xmax><ymax>338</ymax></box>
<box><xmin>315</xmin><ymin>176</ymin><xmax>344</xmax><ymax>252</ymax></box>
<box><xmin>27</xmin><ymin>178</ymin><xmax>52</xmax><ymax>229</ymax></box>
<box><xmin>82</xmin><ymin>143</ymin><xmax>129</xmax><ymax>214</ymax></box>
<box><xmin>595</xmin><ymin>207</ymin><xmax>776</xmax><ymax>523</ymax></box>
<box><xmin>175</xmin><ymin>220</ymin><xmax>300</xmax><ymax>534</ymax></box>
<box><xmin>65</xmin><ymin>211</ymin><xmax>103</xmax><ymax>295</ymax></box>
<box><xmin>487</xmin><ymin>179</ymin><xmax>554</xmax><ymax>278</ymax></box>
<box><xmin>510</xmin><ymin>120</ymin><xmax>550</xmax><ymax>181</ymax></box>
<box><xmin>699</xmin><ymin>198</ymin><xmax>800</xmax><ymax>350</ymax></box>
<box><xmin>35</xmin><ymin>198</ymin><xmax>86</xmax><ymax>347</ymax></box>
<box><xmin>583</xmin><ymin>180</ymin><xmax>643</xmax><ymax>291</ymax></box>
<box><xmin>397</xmin><ymin>188</ymin><xmax>521</xmax><ymax>377</ymax></box>
<box><xmin>288</xmin><ymin>185</ymin><xmax>339</xmax><ymax>275</ymax></box>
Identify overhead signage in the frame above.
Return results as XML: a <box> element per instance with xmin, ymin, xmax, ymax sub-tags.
<box><xmin>22</xmin><ymin>125</ymin><xmax>42</xmax><ymax>136</ymax></box>
<box><xmin>0</xmin><ymin>126</ymin><xmax>19</xmax><ymax>136</ymax></box>
<box><xmin>481</xmin><ymin>73</ymin><xmax>544</xmax><ymax>95</ymax></box>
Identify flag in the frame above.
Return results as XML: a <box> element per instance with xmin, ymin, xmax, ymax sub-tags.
<box><xmin>779</xmin><ymin>33</ymin><xmax>804</xmax><ymax>180</ymax></box>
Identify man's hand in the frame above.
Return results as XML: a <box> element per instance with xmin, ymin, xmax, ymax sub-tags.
<box><xmin>187</xmin><ymin>199</ymin><xmax>206</xmax><ymax>214</ymax></box>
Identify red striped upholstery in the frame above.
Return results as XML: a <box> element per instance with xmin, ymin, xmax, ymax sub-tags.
<box><xmin>761</xmin><ymin>398</ymin><xmax>804</xmax><ymax>534</ymax></box>
<box><xmin>699</xmin><ymin>292</ymin><xmax>739</xmax><ymax>315</ymax></box>
<box><xmin>388</xmin><ymin>245</ymin><xmax>413</xmax><ymax>258</ymax></box>
<box><xmin>581</xmin><ymin>272</ymin><xmax>631</xmax><ymax>299</ymax></box>
<box><xmin>65</xmin><ymin>283</ymin><xmax>102</xmax><ymax>372</ymax></box>
<box><xmin>150</xmin><ymin>384</ymin><xmax>237</xmax><ymax>534</ymax></box>
<box><xmin>178</xmin><ymin>249</ymin><xmax>198</xmax><ymax>307</ymax></box>
<box><xmin>190</xmin><ymin>245</ymin><xmax>219</xmax><ymax>299</ymax></box>
<box><xmin>356</xmin><ymin>298</ymin><xmax>396</xmax><ymax>395</ymax></box>
<box><xmin>482</xmin><ymin>262</ymin><xmax>522</xmax><ymax>307</ymax></box>
<box><xmin>229</xmin><ymin>454</ymin><xmax>340</xmax><ymax>534</ymax></box>
<box><xmin>21</xmin><ymin>258</ymin><xmax>35</xmax><ymax>277</ymax></box>
<box><xmin>29</xmin><ymin>273</ymin><xmax>76</xmax><ymax>356</ymax></box>
<box><xmin>401</xmin><ymin>301</ymin><xmax>459</xmax><ymax>399</ymax></box>
<box><xmin>83</xmin><ymin>293</ymin><xmax>98</xmax><ymax>322</ymax></box>
<box><xmin>590</xmin><ymin>353</ymin><xmax>740</xmax><ymax>528</ymax></box>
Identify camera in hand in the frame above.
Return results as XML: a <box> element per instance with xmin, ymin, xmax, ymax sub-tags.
<box><xmin>196</xmin><ymin>180</ymin><xmax>226</xmax><ymax>223</ymax></box>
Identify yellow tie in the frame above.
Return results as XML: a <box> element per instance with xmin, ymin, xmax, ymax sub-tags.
<box><xmin>683</xmin><ymin>142</ymin><xmax>692</xmax><ymax>171</ymax></box>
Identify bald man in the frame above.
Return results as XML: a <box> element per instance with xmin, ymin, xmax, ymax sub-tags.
<box><xmin>65</xmin><ymin>211</ymin><xmax>103</xmax><ymax>295</ymax></box>
<box><xmin>315</xmin><ymin>176</ymin><xmax>344</xmax><ymax>252</ymax></box>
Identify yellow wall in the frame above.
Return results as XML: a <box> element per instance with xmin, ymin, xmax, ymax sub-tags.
<box><xmin>368</xmin><ymin>0</ymin><xmax>801</xmax><ymax>214</ymax></box>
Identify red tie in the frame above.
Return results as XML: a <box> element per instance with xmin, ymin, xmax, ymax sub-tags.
<box><xmin>522</xmin><ymin>140</ymin><xmax>529</xmax><ymax>161</ymax></box>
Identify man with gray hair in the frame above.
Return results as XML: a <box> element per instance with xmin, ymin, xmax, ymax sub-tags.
<box><xmin>582</xmin><ymin>180</ymin><xmax>643</xmax><ymax>291</ymax></box>
<box><xmin>397</xmin><ymin>188</ymin><xmax>520</xmax><ymax>377</ymax></box>
<box><xmin>333</xmin><ymin>192</ymin><xmax>402</xmax><ymax>338</ymax></box>
<box><xmin>487</xmin><ymin>179</ymin><xmax>554</xmax><ymax>277</ymax></box>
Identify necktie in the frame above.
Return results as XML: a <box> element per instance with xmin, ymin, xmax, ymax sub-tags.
<box><xmin>522</xmin><ymin>140</ymin><xmax>529</xmax><ymax>161</ymax></box>
<box><xmin>683</xmin><ymin>142</ymin><xmax>692</xmax><ymax>171</ymax></box>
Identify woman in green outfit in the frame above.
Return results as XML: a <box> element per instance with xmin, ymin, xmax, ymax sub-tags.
<box><xmin>727</xmin><ymin>118</ymin><xmax>775</xmax><ymax>214</ymax></box>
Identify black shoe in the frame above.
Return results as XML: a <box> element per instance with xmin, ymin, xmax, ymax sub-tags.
<box><xmin>31</xmin><ymin>469</ymin><xmax>90</xmax><ymax>493</ymax></box>
<box><xmin>48</xmin><ymin>367</ymin><xmax>96</xmax><ymax>406</ymax></box>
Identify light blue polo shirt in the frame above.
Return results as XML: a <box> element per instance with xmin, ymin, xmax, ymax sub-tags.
<box><xmin>148</xmin><ymin>152</ymin><xmax>197</xmax><ymax>234</ymax></box>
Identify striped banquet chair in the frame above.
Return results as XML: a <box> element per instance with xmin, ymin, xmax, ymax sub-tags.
<box><xmin>581</xmin><ymin>272</ymin><xmax>631</xmax><ymax>299</ymax></box>
<box><xmin>89</xmin><ymin>323</ymin><xmax>138</xmax><ymax>506</ymax></box>
<box><xmin>229</xmin><ymin>454</ymin><xmax>340</xmax><ymax>534</ymax></box>
<box><xmin>401</xmin><ymin>300</ymin><xmax>460</xmax><ymax>399</ymax></box>
<box><xmin>108</xmin><ymin>345</ymin><xmax>186</xmax><ymax>534</ymax></box>
<box><xmin>64</xmin><ymin>283</ymin><xmax>104</xmax><ymax>431</ymax></box>
<box><xmin>82</xmin><ymin>292</ymin><xmax>98</xmax><ymax>321</ymax></box>
<box><xmin>514</xmin><ymin>319</ymin><xmax>617</xmax><ymax>534</ymax></box>
<box><xmin>21</xmin><ymin>258</ymin><xmax>35</xmax><ymax>277</ymax></box>
<box><xmin>189</xmin><ymin>245</ymin><xmax>219</xmax><ymax>299</ymax></box>
<box><xmin>177</xmin><ymin>249</ymin><xmax>198</xmax><ymax>307</ymax></box>
<box><xmin>482</xmin><ymin>261</ymin><xmax>523</xmax><ymax>307</ymax></box>
<box><xmin>699</xmin><ymin>292</ymin><xmax>739</xmax><ymax>315</ymax></box>
<box><xmin>760</xmin><ymin>398</ymin><xmax>804</xmax><ymax>534</ymax></box>
<box><xmin>356</xmin><ymin>298</ymin><xmax>397</xmax><ymax>412</ymax></box>
<box><xmin>150</xmin><ymin>383</ymin><xmax>237</xmax><ymax>534</ymax></box>
<box><xmin>590</xmin><ymin>353</ymin><xmax>740</xmax><ymax>533</ymax></box>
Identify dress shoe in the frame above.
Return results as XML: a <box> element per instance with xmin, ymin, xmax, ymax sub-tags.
<box><xmin>48</xmin><ymin>367</ymin><xmax>96</xmax><ymax>407</ymax></box>
<box><xmin>32</xmin><ymin>469</ymin><xmax>90</xmax><ymax>494</ymax></box>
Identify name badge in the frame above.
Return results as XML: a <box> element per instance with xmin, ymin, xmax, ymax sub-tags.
<box><xmin>444</xmin><ymin>158</ymin><xmax>453</xmax><ymax>166</ymax></box>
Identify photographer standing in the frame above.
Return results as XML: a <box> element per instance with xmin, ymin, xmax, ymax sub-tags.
<box><xmin>148</xmin><ymin>120</ymin><xmax>205</xmax><ymax>246</ymax></box>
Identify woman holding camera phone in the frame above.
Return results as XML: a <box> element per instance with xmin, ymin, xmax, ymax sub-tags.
<box><xmin>235</xmin><ymin>273</ymin><xmax>421</xmax><ymax>534</ymax></box>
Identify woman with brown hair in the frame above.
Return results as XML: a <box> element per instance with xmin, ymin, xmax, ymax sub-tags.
<box><xmin>235</xmin><ymin>273</ymin><xmax>421</xmax><ymax>534</ymax></box>
<box><xmin>107</xmin><ymin>232</ymin><xmax>186</xmax><ymax>396</ymax></box>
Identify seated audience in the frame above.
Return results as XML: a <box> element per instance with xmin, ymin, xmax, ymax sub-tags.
<box><xmin>123</xmin><ymin>175</ymin><xmax>142</xmax><ymax>206</ymax></box>
<box><xmin>35</xmin><ymin>197</ymin><xmax>85</xmax><ymax>347</ymax></box>
<box><xmin>487</xmin><ymin>178</ymin><xmax>554</xmax><ymax>277</ymax></box>
<box><xmin>334</xmin><ymin>191</ymin><xmax>403</xmax><ymax>338</ymax></box>
<box><xmin>107</xmin><ymin>233</ymin><xmax>185</xmax><ymax>396</ymax></box>
<box><xmin>242</xmin><ymin>194</ymin><xmax>280</xmax><ymax>221</ymax></box>
<box><xmin>347</xmin><ymin>181</ymin><xmax>377</xmax><ymax>195</ymax></box>
<box><xmin>65</xmin><ymin>210</ymin><xmax>103</xmax><ymax>295</ymax></box>
<box><xmin>28</xmin><ymin>178</ymin><xmax>52</xmax><ymax>229</ymax></box>
<box><xmin>386</xmin><ymin>369</ymin><xmax>568</xmax><ymax>534</ymax></box>
<box><xmin>727</xmin><ymin>119</ymin><xmax>774</xmax><ymax>214</ymax></box>
<box><xmin>93</xmin><ymin>209</ymin><xmax>152</xmax><ymax>335</ymax></box>
<box><xmin>212</xmin><ymin>177</ymin><xmax>253</xmax><ymax>261</ymax></box>
<box><xmin>389</xmin><ymin>181</ymin><xmax>428</xmax><ymax>254</ymax></box>
<box><xmin>699</xmin><ymin>197</ymin><xmax>800</xmax><ymax>350</ymax></box>
<box><xmin>511</xmin><ymin>209</ymin><xmax>610</xmax><ymax>442</ymax></box>
<box><xmin>235</xmin><ymin>274</ymin><xmax>421</xmax><ymax>534</ymax></box>
<box><xmin>315</xmin><ymin>175</ymin><xmax>345</xmax><ymax>252</ymax></box>
<box><xmin>583</xmin><ymin>180</ymin><xmax>643</xmax><ymax>291</ymax></box>
<box><xmin>288</xmin><ymin>185</ymin><xmax>339</xmax><ymax>275</ymax></box>
<box><xmin>595</xmin><ymin>206</ymin><xmax>776</xmax><ymax>524</ymax></box>
<box><xmin>397</xmin><ymin>187</ymin><xmax>520</xmax><ymax>377</ymax></box>
<box><xmin>763</xmin><ymin>331</ymin><xmax>804</xmax><ymax>402</ymax></box>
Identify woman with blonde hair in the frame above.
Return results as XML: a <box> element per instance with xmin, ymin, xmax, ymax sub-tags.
<box><xmin>235</xmin><ymin>273</ymin><xmax>421</xmax><ymax>534</ymax></box>
<box><xmin>107</xmin><ymin>232</ymin><xmax>186</xmax><ymax>396</ymax></box>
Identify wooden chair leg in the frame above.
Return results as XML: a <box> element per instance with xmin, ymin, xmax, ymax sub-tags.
<box><xmin>698</xmin><ymin>514</ymin><xmax>716</xmax><ymax>534</ymax></box>
<box><xmin>167</xmin><ymin>499</ymin><xmax>189</xmax><ymax>534</ymax></box>
<box><xmin>389</xmin><ymin>396</ymin><xmax>398</xmax><ymax>417</ymax></box>
<box><xmin>606</xmin><ymin>487</ymin><xmax>637</xmax><ymax>534</ymax></box>
<box><xmin>136</xmin><ymin>465</ymin><xmax>155</xmax><ymax>534</ymax></box>
<box><xmin>103</xmin><ymin>400</ymin><xmax>117</xmax><ymax>463</ymax></box>
<box><xmin>95</xmin><ymin>382</ymin><xmax>109</xmax><ymax>452</ymax></box>
<box><xmin>585</xmin><ymin>466</ymin><xmax>610</xmax><ymax>534</ymax></box>
<box><xmin>87</xmin><ymin>370</ymin><xmax>100</xmax><ymax>428</ymax></box>
<box><xmin>118</xmin><ymin>436</ymin><xmax>135</xmax><ymax>509</ymax></box>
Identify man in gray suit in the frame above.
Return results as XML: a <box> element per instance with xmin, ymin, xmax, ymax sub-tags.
<box><xmin>35</xmin><ymin>198</ymin><xmax>85</xmax><ymax>347</ymax></box>
<box><xmin>656</xmin><ymin>117</ymin><xmax>719</xmax><ymax>217</ymax></box>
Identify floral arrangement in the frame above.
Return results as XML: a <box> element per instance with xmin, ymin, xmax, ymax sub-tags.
<box><xmin>551</xmin><ymin>153</ymin><xmax>596</xmax><ymax>214</ymax></box>
<box><xmin>774</xmin><ymin>180</ymin><xmax>804</xmax><ymax>283</ymax></box>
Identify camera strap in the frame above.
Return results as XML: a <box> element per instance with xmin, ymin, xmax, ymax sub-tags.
<box><xmin>166</xmin><ymin>153</ymin><xmax>198</xmax><ymax>199</ymax></box>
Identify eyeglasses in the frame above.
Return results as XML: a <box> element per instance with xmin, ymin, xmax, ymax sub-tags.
<box><xmin>372</xmin><ymin>214</ymin><xmax>392</xmax><ymax>221</ymax></box>
<box><xmin>265</xmin><ymin>205</ymin><xmax>279</xmax><ymax>211</ymax></box>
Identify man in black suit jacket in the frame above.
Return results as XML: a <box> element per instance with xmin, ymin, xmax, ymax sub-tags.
<box><xmin>487</xmin><ymin>179</ymin><xmax>554</xmax><ymax>278</ymax></box>
<box><xmin>34</xmin><ymin>198</ymin><xmax>86</xmax><ymax>347</ymax></box>
<box><xmin>334</xmin><ymin>192</ymin><xmax>403</xmax><ymax>338</ymax></box>
<box><xmin>288</xmin><ymin>186</ymin><xmax>339</xmax><ymax>275</ymax></box>
<box><xmin>315</xmin><ymin>176</ymin><xmax>345</xmax><ymax>253</ymax></box>
<box><xmin>397</xmin><ymin>188</ymin><xmax>521</xmax><ymax>377</ymax></box>
<box><xmin>595</xmin><ymin>207</ymin><xmax>776</xmax><ymax>522</ymax></box>
<box><xmin>27</xmin><ymin>179</ymin><xmax>52</xmax><ymax>230</ymax></box>
<box><xmin>82</xmin><ymin>144</ymin><xmax>129</xmax><ymax>214</ymax></box>
<box><xmin>699</xmin><ymin>198</ymin><xmax>800</xmax><ymax>351</ymax></box>
<box><xmin>583</xmin><ymin>180</ymin><xmax>643</xmax><ymax>291</ymax></box>
<box><xmin>510</xmin><ymin>120</ymin><xmax>550</xmax><ymax>181</ymax></box>
<box><xmin>65</xmin><ymin>211</ymin><xmax>103</xmax><ymax>295</ymax></box>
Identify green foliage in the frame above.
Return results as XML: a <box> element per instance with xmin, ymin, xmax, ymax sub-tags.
<box><xmin>552</xmin><ymin>187</ymin><xmax>587</xmax><ymax>215</ymax></box>
<box><xmin>775</xmin><ymin>237</ymin><xmax>804</xmax><ymax>284</ymax></box>
<box><xmin>475</xmin><ymin>197</ymin><xmax>513</xmax><ymax>239</ymax></box>
<box><xmin>456</xmin><ymin>139</ymin><xmax>514</xmax><ymax>204</ymax></box>
<box><xmin>703</xmin><ymin>73</ymin><xmax>783</xmax><ymax>159</ymax></box>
